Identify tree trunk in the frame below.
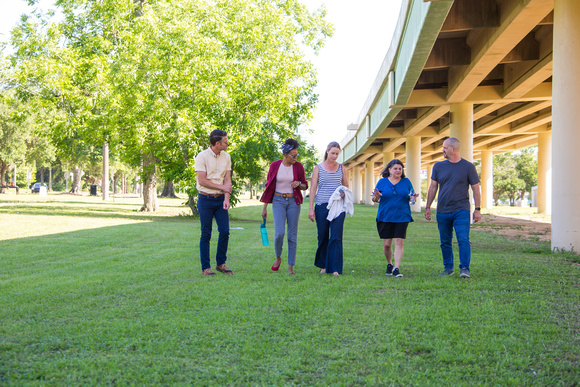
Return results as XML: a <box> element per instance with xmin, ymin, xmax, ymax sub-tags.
<box><xmin>160</xmin><ymin>181</ymin><xmax>178</xmax><ymax>198</ymax></box>
<box><xmin>40</xmin><ymin>167</ymin><xmax>45</xmax><ymax>184</ymax></box>
<box><xmin>140</xmin><ymin>155</ymin><xmax>158</xmax><ymax>212</ymax></box>
<box><xmin>70</xmin><ymin>166</ymin><xmax>82</xmax><ymax>195</ymax></box>
<box><xmin>102</xmin><ymin>141</ymin><xmax>109</xmax><ymax>200</ymax></box>
<box><xmin>0</xmin><ymin>162</ymin><xmax>7</xmax><ymax>193</ymax></box>
<box><xmin>187</xmin><ymin>195</ymin><xmax>199</xmax><ymax>215</ymax></box>
<box><xmin>49</xmin><ymin>167</ymin><xmax>52</xmax><ymax>191</ymax></box>
<box><xmin>248</xmin><ymin>182</ymin><xmax>253</xmax><ymax>199</ymax></box>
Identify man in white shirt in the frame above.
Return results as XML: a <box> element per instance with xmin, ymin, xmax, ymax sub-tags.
<box><xmin>194</xmin><ymin>130</ymin><xmax>233</xmax><ymax>275</ymax></box>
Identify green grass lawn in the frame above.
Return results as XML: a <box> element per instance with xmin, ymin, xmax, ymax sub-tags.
<box><xmin>1</xmin><ymin>193</ymin><xmax>578</xmax><ymax>385</ymax></box>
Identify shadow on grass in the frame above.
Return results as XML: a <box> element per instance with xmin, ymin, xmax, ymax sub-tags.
<box><xmin>0</xmin><ymin>199</ymin><xmax>261</xmax><ymax>224</ymax></box>
<box><xmin>0</xmin><ymin>203</ymin><xmax>196</xmax><ymax>222</ymax></box>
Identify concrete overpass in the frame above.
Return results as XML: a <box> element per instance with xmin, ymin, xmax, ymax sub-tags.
<box><xmin>338</xmin><ymin>0</ymin><xmax>579</xmax><ymax>253</ymax></box>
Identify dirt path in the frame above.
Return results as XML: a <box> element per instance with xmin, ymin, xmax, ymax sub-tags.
<box><xmin>475</xmin><ymin>213</ymin><xmax>551</xmax><ymax>241</ymax></box>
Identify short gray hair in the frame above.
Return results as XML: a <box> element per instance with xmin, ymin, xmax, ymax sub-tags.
<box><xmin>446</xmin><ymin>137</ymin><xmax>460</xmax><ymax>150</ymax></box>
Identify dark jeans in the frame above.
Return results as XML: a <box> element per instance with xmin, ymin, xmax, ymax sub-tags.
<box><xmin>314</xmin><ymin>204</ymin><xmax>345</xmax><ymax>274</ymax></box>
<box><xmin>198</xmin><ymin>194</ymin><xmax>229</xmax><ymax>271</ymax></box>
<box><xmin>436</xmin><ymin>209</ymin><xmax>471</xmax><ymax>270</ymax></box>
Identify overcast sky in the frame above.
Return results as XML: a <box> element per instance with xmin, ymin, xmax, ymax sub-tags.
<box><xmin>1</xmin><ymin>0</ymin><xmax>404</xmax><ymax>153</ymax></box>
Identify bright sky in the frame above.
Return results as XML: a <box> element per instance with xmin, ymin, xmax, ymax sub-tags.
<box><xmin>1</xmin><ymin>0</ymin><xmax>404</xmax><ymax>153</ymax></box>
<box><xmin>300</xmin><ymin>0</ymin><xmax>403</xmax><ymax>152</ymax></box>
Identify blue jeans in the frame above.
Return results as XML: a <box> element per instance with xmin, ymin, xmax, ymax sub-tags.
<box><xmin>197</xmin><ymin>194</ymin><xmax>229</xmax><ymax>271</ymax></box>
<box><xmin>436</xmin><ymin>209</ymin><xmax>471</xmax><ymax>270</ymax></box>
<box><xmin>314</xmin><ymin>204</ymin><xmax>345</xmax><ymax>274</ymax></box>
<box><xmin>272</xmin><ymin>195</ymin><xmax>301</xmax><ymax>265</ymax></box>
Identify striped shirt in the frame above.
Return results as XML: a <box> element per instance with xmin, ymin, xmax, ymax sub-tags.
<box><xmin>315</xmin><ymin>163</ymin><xmax>343</xmax><ymax>204</ymax></box>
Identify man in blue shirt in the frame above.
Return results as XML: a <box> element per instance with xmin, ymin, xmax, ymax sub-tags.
<box><xmin>425</xmin><ymin>138</ymin><xmax>481</xmax><ymax>278</ymax></box>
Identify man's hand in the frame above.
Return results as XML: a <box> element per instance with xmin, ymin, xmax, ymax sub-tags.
<box><xmin>425</xmin><ymin>208</ymin><xmax>432</xmax><ymax>221</ymax></box>
<box><xmin>223</xmin><ymin>200</ymin><xmax>230</xmax><ymax>210</ymax></box>
<box><xmin>473</xmin><ymin>210</ymin><xmax>481</xmax><ymax>223</ymax></box>
<box><xmin>221</xmin><ymin>182</ymin><xmax>233</xmax><ymax>194</ymax></box>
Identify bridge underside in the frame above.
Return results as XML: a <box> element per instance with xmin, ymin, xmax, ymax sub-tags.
<box><xmin>339</xmin><ymin>0</ymin><xmax>580</xmax><ymax>252</ymax></box>
<box><xmin>344</xmin><ymin>0</ymin><xmax>554</xmax><ymax>170</ymax></box>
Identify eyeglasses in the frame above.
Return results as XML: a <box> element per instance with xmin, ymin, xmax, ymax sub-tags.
<box><xmin>391</xmin><ymin>186</ymin><xmax>397</xmax><ymax>195</ymax></box>
<box><xmin>288</xmin><ymin>153</ymin><xmax>299</xmax><ymax>159</ymax></box>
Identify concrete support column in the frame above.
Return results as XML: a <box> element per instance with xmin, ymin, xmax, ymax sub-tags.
<box><xmin>364</xmin><ymin>160</ymin><xmax>374</xmax><ymax>205</ymax></box>
<box><xmin>450</xmin><ymin>102</ymin><xmax>474</xmax><ymax>161</ymax></box>
<box><xmin>553</xmin><ymin>0</ymin><xmax>580</xmax><ymax>252</ymax></box>
<box><xmin>537</xmin><ymin>132</ymin><xmax>552</xmax><ymax>214</ymax></box>
<box><xmin>426</xmin><ymin>163</ymin><xmax>434</xmax><ymax>207</ymax></box>
<box><xmin>347</xmin><ymin>168</ymin><xmax>353</xmax><ymax>192</ymax></box>
<box><xmin>405</xmin><ymin>137</ymin><xmax>421</xmax><ymax>212</ymax></box>
<box><xmin>353</xmin><ymin>166</ymin><xmax>362</xmax><ymax>204</ymax></box>
<box><xmin>480</xmin><ymin>150</ymin><xmax>494</xmax><ymax>209</ymax></box>
<box><xmin>426</xmin><ymin>163</ymin><xmax>433</xmax><ymax>184</ymax></box>
<box><xmin>379</xmin><ymin>151</ymin><xmax>395</xmax><ymax>182</ymax></box>
<box><xmin>382</xmin><ymin>151</ymin><xmax>395</xmax><ymax>167</ymax></box>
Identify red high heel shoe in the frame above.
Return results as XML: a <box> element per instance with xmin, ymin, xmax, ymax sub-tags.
<box><xmin>271</xmin><ymin>259</ymin><xmax>281</xmax><ymax>271</ymax></box>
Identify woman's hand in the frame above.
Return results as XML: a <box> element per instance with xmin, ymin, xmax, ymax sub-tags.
<box><xmin>371</xmin><ymin>188</ymin><xmax>382</xmax><ymax>203</ymax></box>
<box><xmin>308</xmin><ymin>208</ymin><xmax>315</xmax><ymax>222</ymax></box>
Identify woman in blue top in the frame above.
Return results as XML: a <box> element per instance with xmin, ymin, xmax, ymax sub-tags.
<box><xmin>371</xmin><ymin>159</ymin><xmax>419</xmax><ymax>277</ymax></box>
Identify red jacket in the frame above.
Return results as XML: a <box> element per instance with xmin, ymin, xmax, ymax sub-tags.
<box><xmin>260</xmin><ymin>159</ymin><xmax>309</xmax><ymax>205</ymax></box>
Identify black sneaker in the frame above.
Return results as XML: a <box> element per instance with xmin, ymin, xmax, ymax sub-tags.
<box><xmin>439</xmin><ymin>268</ymin><xmax>454</xmax><ymax>276</ymax></box>
<box><xmin>392</xmin><ymin>268</ymin><xmax>403</xmax><ymax>277</ymax></box>
<box><xmin>385</xmin><ymin>264</ymin><xmax>394</xmax><ymax>276</ymax></box>
<box><xmin>460</xmin><ymin>268</ymin><xmax>470</xmax><ymax>278</ymax></box>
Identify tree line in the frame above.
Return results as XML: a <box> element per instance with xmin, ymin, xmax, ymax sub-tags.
<box><xmin>0</xmin><ymin>0</ymin><xmax>332</xmax><ymax>211</ymax></box>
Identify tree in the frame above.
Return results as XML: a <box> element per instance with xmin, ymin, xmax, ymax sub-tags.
<box><xmin>8</xmin><ymin>7</ymin><xmax>113</xmax><ymax>195</ymax></box>
<box><xmin>493</xmin><ymin>152</ymin><xmax>526</xmax><ymax>205</ymax></box>
<box><xmin>514</xmin><ymin>146</ymin><xmax>537</xmax><ymax>201</ymax></box>
<box><xmin>106</xmin><ymin>0</ymin><xmax>332</xmax><ymax>212</ymax></box>
<box><xmin>8</xmin><ymin>0</ymin><xmax>332</xmax><ymax>211</ymax></box>
<box><xmin>0</xmin><ymin>94</ymin><xmax>33</xmax><ymax>191</ymax></box>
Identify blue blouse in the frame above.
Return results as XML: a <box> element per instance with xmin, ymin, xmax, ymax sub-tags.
<box><xmin>375</xmin><ymin>177</ymin><xmax>414</xmax><ymax>223</ymax></box>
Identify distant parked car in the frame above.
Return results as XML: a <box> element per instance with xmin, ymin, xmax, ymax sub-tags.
<box><xmin>31</xmin><ymin>183</ymin><xmax>47</xmax><ymax>193</ymax></box>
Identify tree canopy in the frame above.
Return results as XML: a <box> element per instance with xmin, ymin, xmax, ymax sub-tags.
<box><xmin>5</xmin><ymin>0</ymin><xmax>333</xmax><ymax>210</ymax></box>
<box><xmin>492</xmin><ymin>147</ymin><xmax>538</xmax><ymax>206</ymax></box>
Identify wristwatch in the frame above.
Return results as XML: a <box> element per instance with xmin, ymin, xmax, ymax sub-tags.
<box><xmin>474</xmin><ymin>207</ymin><xmax>481</xmax><ymax>211</ymax></box>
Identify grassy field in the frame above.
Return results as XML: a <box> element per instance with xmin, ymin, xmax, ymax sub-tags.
<box><xmin>1</xmin><ymin>192</ymin><xmax>578</xmax><ymax>385</ymax></box>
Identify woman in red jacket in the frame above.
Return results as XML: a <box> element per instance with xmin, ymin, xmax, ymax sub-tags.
<box><xmin>261</xmin><ymin>139</ymin><xmax>309</xmax><ymax>274</ymax></box>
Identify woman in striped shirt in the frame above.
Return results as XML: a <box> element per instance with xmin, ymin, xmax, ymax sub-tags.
<box><xmin>308</xmin><ymin>142</ymin><xmax>349</xmax><ymax>276</ymax></box>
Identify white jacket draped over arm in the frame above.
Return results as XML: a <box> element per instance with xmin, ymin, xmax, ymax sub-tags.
<box><xmin>326</xmin><ymin>185</ymin><xmax>354</xmax><ymax>221</ymax></box>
